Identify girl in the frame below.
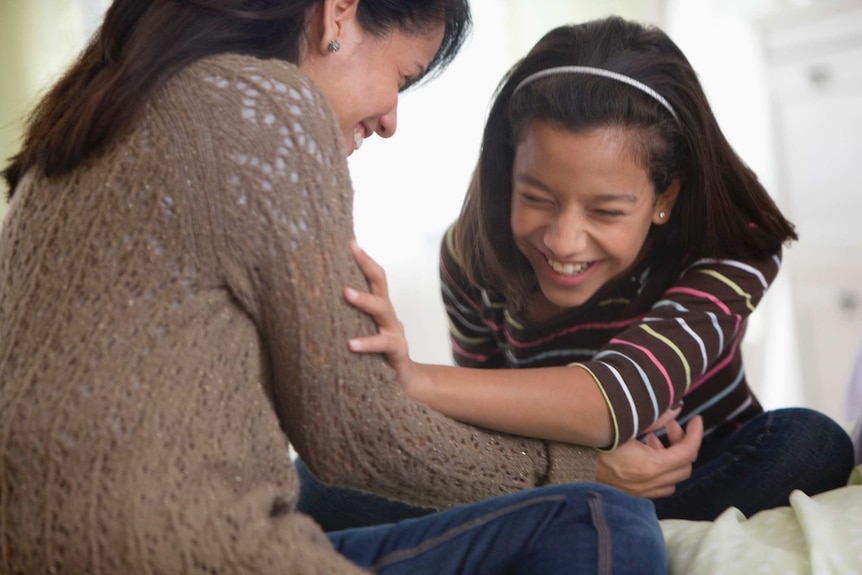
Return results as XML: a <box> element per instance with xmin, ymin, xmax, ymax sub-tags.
<box><xmin>0</xmin><ymin>3</ymin><xmax>669</xmax><ymax>574</ymax></box>
<box><xmin>341</xmin><ymin>16</ymin><xmax>855</xmax><ymax>522</ymax></box>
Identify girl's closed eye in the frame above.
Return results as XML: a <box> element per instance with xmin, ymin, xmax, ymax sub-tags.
<box><xmin>517</xmin><ymin>190</ymin><xmax>554</xmax><ymax>206</ymax></box>
<box><xmin>591</xmin><ymin>208</ymin><xmax>625</xmax><ymax>218</ymax></box>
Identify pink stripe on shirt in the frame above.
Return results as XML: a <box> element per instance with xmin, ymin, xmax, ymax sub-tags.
<box><xmin>505</xmin><ymin>316</ymin><xmax>646</xmax><ymax>349</ymax></box>
<box><xmin>666</xmin><ymin>287</ymin><xmax>731</xmax><ymax>315</ymax></box>
<box><xmin>689</xmin><ymin>333</ymin><xmax>742</xmax><ymax>392</ymax></box>
<box><xmin>609</xmin><ymin>337</ymin><xmax>676</xmax><ymax>406</ymax></box>
<box><xmin>450</xmin><ymin>337</ymin><xmax>495</xmax><ymax>363</ymax></box>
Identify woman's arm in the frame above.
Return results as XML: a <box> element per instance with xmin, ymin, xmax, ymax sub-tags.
<box><xmin>208</xmin><ymin>57</ymin><xmax>599</xmax><ymax>509</ymax></box>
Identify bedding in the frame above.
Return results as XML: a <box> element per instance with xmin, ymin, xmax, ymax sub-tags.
<box><xmin>662</xmin><ymin>464</ymin><xmax>862</xmax><ymax>574</ymax></box>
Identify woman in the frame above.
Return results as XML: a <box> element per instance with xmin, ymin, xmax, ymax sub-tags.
<box><xmin>0</xmin><ymin>1</ymin><xmax>668</xmax><ymax>574</ymax></box>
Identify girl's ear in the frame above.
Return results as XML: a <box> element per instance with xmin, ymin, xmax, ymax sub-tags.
<box><xmin>652</xmin><ymin>177</ymin><xmax>681</xmax><ymax>225</ymax></box>
<box><xmin>314</xmin><ymin>0</ymin><xmax>361</xmax><ymax>55</ymax></box>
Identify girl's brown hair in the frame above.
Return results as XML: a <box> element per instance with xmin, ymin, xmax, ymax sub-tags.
<box><xmin>453</xmin><ymin>16</ymin><xmax>796</xmax><ymax>312</ymax></box>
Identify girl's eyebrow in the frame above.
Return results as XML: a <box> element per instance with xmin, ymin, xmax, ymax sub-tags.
<box><xmin>593</xmin><ymin>193</ymin><xmax>638</xmax><ymax>203</ymax></box>
<box><xmin>515</xmin><ymin>173</ymin><xmax>638</xmax><ymax>203</ymax></box>
<box><xmin>514</xmin><ymin>173</ymin><xmax>555</xmax><ymax>193</ymax></box>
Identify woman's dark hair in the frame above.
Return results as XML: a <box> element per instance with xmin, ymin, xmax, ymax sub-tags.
<box><xmin>3</xmin><ymin>0</ymin><xmax>471</xmax><ymax>196</ymax></box>
<box><xmin>453</xmin><ymin>16</ymin><xmax>797</xmax><ymax>312</ymax></box>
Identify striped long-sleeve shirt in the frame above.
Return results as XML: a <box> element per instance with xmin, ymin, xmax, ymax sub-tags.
<box><xmin>440</xmin><ymin>226</ymin><xmax>779</xmax><ymax>448</ymax></box>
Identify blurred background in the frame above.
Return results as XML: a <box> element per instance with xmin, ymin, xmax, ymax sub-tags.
<box><xmin>2</xmin><ymin>0</ymin><xmax>861</xmax><ymax>429</ymax></box>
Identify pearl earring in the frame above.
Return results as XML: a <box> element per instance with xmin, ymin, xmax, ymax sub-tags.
<box><xmin>659</xmin><ymin>211</ymin><xmax>666</xmax><ymax>219</ymax></box>
<box><xmin>327</xmin><ymin>39</ymin><xmax>341</xmax><ymax>53</ymax></box>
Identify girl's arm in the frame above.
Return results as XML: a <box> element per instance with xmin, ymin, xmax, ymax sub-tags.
<box><xmin>346</xmin><ymin>242</ymin><xmax>703</xmax><ymax>493</ymax></box>
<box><xmin>348</xmin><ymin>242</ymin><xmax>620</xmax><ymax>447</ymax></box>
<box><xmin>351</xmin><ymin>333</ymin><xmax>615</xmax><ymax>446</ymax></box>
<box><xmin>348</xmin><ymin>239</ymin><xmax>765</xmax><ymax>449</ymax></box>
<box><xmin>453</xmin><ymin>233</ymin><xmax>779</xmax><ymax>447</ymax></box>
<box><xmin>346</xmin><ymin>240</ymin><xmax>612</xmax><ymax>447</ymax></box>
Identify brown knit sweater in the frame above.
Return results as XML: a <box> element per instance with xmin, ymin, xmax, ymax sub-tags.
<box><xmin>0</xmin><ymin>54</ymin><xmax>596</xmax><ymax>574</ymax></box>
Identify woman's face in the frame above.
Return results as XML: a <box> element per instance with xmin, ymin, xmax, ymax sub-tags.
<box><xmin>510</xmin><ymin>120</ymin><xmax>678</xmax><ymax>312</ymax></box>
<box><xmin>300</xmin><ymin>10</ymin><xmax>444</xmax><ymax>155</ymax></box>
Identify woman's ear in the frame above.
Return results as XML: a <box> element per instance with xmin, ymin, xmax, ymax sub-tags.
<box><xmin>653</xmin><ymin>177</ymin><xmax>681</xmax><ymax>225</ymax></box>
<box><xmin>315</xmin><ymin>0</ymin><xmax>361</xmax><ymax>55</ymax></box>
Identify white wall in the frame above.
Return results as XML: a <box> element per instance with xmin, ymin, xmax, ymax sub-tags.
<box><xmin>664</xmin><ymin>0</ymin><xmax>807</xmax><ymax>413</ymax></box>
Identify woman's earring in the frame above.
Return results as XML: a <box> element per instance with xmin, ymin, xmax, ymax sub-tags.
<box><xmin>659</xmin><ymin>211</ymin><xmax>666</xmax><ymax>219</ymax></box>
<box><xmin>327</xmin><ymin>39</ymin><xmax>341</xmax><ymax>53</ymax></box>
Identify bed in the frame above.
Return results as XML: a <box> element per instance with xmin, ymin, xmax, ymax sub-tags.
<box><xmin>662</xmin><ymin>464</ymin><xmax>862</xmax><ymax>574</ymax></box>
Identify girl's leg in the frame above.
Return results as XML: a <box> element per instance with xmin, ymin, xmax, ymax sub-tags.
<box><xmin>329</xmin><ymin>483</ymin><xmax>667</xmax><ymax>575</ymax></box>
<box><xmin>654</xmin><ymin>407</ymin><xmax>855</xmax><ymax>521</ymax></box>
<box><xmin>295</xmin><ymin>458</ymin><xmax>435</xmax><ymax>531</ymax></box>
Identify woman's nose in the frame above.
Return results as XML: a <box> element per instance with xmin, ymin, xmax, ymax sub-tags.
<box><xmin>376</xmin><ymin>106</ymin><xmax>398</xmax><ymax>139</ymax></box>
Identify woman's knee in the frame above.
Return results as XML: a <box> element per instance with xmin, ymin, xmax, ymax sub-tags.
<box><xmin>576</xmin><ymin>485</ymin><xmax>666</xmax><ymax>571</ymax></box>
<box><xmin>546</xmin><ymin>483</ymin><xmax>664</xmax><ymax>541</ymax></box>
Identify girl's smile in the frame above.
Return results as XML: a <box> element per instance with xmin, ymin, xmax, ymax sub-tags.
<box><xmin>542</xmin><ymin>252</ymin><xmax>600</xmax><ymax>286</ymax></box>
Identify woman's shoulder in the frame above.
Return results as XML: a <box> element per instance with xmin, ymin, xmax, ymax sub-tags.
<box><xmin>185</xmin><ymin>53</ymin><xmax>314</xmax><ymax>93</ymax></box>
<box><xmin>149</xmin><ymin>52</ymin><xmax>346</xmax><ymax>164</ymax></box>
<box><xmin>164</xmin><ymin>53</ymin><xmax>339</xmax><ymax>138</ymax></box>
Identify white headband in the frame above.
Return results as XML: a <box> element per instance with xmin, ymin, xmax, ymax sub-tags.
<box><xmin>512</xmin><ymin>65</ymin><xmax>679</xmax><ymax>122</ymax></box>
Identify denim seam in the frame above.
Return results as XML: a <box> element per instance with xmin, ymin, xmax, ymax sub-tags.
<box><xmin>372</xmin><ymin>493</ymin><xmax>568</xmax><ymax>571</ymax></box>
<box><xmin>588</xmin><ymin>493</ymin><xmax>612</xmax><ymax>575</ymax></box>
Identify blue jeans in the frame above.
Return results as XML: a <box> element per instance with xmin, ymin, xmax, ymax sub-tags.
<box><xmin>328</xmin><ymin>483</ymin><xmax>667</xmax><ymax>575</ymax></box>
<box><xmin>652</xmin><ymin>407</ymin><xmax>855</xmax><ymax>520</ymax></box>
<box><xmin>297</xmin><ymin>408</ymin><xmax>855</xmax><ymax>528</ymax></box>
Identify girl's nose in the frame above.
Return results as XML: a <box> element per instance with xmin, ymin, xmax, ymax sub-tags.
<box><xmin>544</xmin><ymin>210</ymin><xmax>588</xmax><ymax>258</ymax></box>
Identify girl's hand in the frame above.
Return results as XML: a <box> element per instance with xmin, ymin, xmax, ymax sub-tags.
<box><xmin>345</xmin><ymin>240</ymin><xmax>418</xmax><ymax>392</ymax></box>
<box><xmin>595</xmin><ymin>412</ymin><xmax>703</xmax><ymax>498</ymax></box>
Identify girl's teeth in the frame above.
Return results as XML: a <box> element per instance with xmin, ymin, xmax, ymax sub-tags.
<box><xmin>353</xmin><ymin>130</ymin><xmax>364</xmax><ymax>150</ymax></box>
<box><xmin>549</xmin><ymin>259</ymin><xmax>591</xmax><ymax>276</ymax></box>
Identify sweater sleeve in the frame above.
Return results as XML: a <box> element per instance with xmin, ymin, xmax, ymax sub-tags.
<box><xmin>198</xmin><ymin>56</ymin><xmax>596</xmax><ymax>507</ymax></box>
<box><xmin>575</xmin><ymin>253</ymin><xmax>782</xmax><ymax>448</ymax></box>
<box><xmin>439</xmin><ymin>225</ymin><xmax>508</xmax><ymax>369</ymax></box>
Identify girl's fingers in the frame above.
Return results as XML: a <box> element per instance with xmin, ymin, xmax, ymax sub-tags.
<box><xmin>349</xmin><ymin>240</ymin><xmax>389</xmax><ymax>297</ymax></box>
<box><xmin>644</xmin><ymin>406</ymin><xmax>681</xmax><ymax>434</ymax></box>
<box><xmin>645</xmin><ymin>486</ymin><xmax>675</xmax><ymax>499</ymax></box>
<box><xmin>638</xmin><ymin>463</ymin><xmax>693</xmax><ymax>498</ymax></box>
<box><xmin>348</xmin><ymin>333</ymin><xmax>398</xmax><ymax>354</ymax></box>
<box><xmin>644</xmin><ymin>432</ymin><xmax>664</xmax><ymax>451</ymax></box>
<box><xmin>664</xmin><ymin>418</ymin><xmax>685</xmax><ymax>445</ymax></box>
<box><xmin>344</xmin><ymin>287</ymin><xmax>401</xmax><ymax>329</ymax></box>
<box><xmin>344</xmin><ymin>287</ymin><xmax>385</xmax><ymax>315</ymax></box>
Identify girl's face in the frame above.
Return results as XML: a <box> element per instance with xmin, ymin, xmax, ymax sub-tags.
<box><xmin>300</xmin><ymin>3</ymin><xmax>444</xmax><ymax>155</ymax></box>
<box><xmin>510</xmin><ymin>120</ymin><xmax>678</xmax><ymax>312</ymax></box>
